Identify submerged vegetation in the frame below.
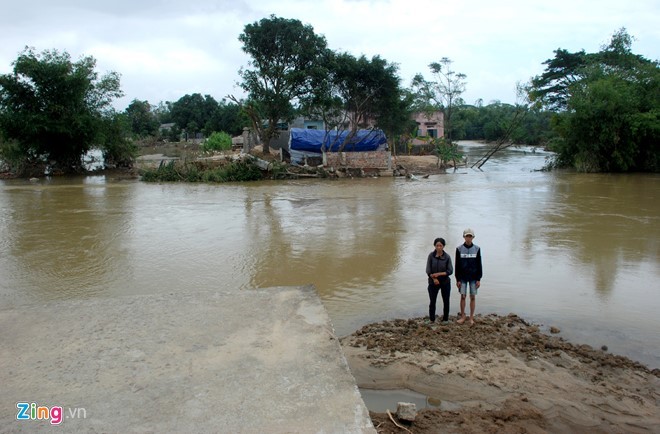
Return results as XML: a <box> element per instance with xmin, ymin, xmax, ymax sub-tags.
<box><xmin>140</xmin><ymin>159</ymin><xmax>264</xmax><ymax>183</ymax></box>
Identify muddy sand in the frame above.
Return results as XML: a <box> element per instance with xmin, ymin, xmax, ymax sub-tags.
<box><xmin>340</xmin><ymin>314</ymin><xmax>659</xmax><ymax>433</ymax></box>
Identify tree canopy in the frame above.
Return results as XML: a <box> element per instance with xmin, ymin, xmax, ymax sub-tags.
<box><xmin>0</xmin><ymin>47</ymin><xmax>123</xmax><ymax>174</ymax></box>
<box><xmin>168</xmin><ymin>93</ymin><xmax>218</xmax><ymax>139</ymax></box>
<box><xmin>235</xmin><ymin>15</ymin><xmax>328</xmax><ymax>153</ymax></box>
<box><xmin>302</xmin><ymin>51</ymin><xmax>410</xmax><ymax>150</ymax></box>
<box><xmin>125</xmin><ymin>99</ymin><xmax>160</xmax><ymax>137</ymax></box>
<box><xmin>529</xmin><ymin>28</ymin><xmax>659</xmax><ymax>172</ymax></box>
<box><xmin>412</xmin><ymin>58</ymin><xmax>467</xmax><ymax>142</ymax></box>
<box><xmin>164</xmin><ymin>94</ymin><xmax>247</xmax><ymax>139</ymax></box>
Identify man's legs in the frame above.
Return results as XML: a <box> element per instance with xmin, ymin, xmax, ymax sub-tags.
<box><xmin>458</xmin><ymin>280</ymin><xmax>477</xmax><ymax>325</ymax></box>
<box><xmin>457</xmin><ymin>293</ymin><xmax>467</xmax><ymax>324</ymax></box>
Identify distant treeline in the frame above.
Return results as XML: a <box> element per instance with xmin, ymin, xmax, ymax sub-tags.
<box><xmin>449</xmin><ymin>103</ymin><xmax>554</xmax><ymax>147</ymax></box>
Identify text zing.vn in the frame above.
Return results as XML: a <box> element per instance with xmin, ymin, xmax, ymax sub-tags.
<box><xmin>16</xmin><ymin>402</ymin><xmax>87</xmax><ymax>425</ymax></box>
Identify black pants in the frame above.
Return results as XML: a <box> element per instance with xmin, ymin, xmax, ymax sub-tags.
<box><xmin>428</xmin><ymin>280</ymin><xmax>450</xmax><ymax>322</ymax></box>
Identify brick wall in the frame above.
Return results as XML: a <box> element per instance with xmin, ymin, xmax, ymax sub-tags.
<box><xmin>324</xmin><ymin>151</ymin><xmax>391</xmax><ymax>169</ymax></box>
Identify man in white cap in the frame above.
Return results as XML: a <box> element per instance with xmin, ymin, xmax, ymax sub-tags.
<box><xmin>455</xmin><ymin>228</ymin><xmax>483</xmax><ymax>325</ymax></box>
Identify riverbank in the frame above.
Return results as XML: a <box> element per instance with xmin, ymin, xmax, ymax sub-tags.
<box><xmin>136</xmin><ymin>146</ymin><xmax>451</xmax><ymax>181</ymax></box>
<box><xmin>341</xmin><ymin>314</ymin><xmax>659</xmax><ymax>433</ymax></box>
<box><xmin>0</xmin><ymin>142</ymin><xmax>452</xmax><ymax>180</ymax></box>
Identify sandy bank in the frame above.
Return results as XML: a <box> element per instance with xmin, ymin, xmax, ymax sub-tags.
<box><xmin>340</xmin><ymin>314</ymin><xmax>659</xmax><ymax>433</ymax></box>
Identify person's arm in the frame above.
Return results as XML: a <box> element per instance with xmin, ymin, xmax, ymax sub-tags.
<box><xmin>454</xmin><ymin>248</ymin><xmax>462</xmax><ymax>288</ymax></box>
<box><xmin>476</xmin><ymin>247</ymin><xmax>483</xmax><ymax>281</ymax></box>
<box><xmin>426</xmin><ymin>253</ymin><xmax>432</xmax><ymax>278</ymax></box>
<box><xmin>446</xmin><ymin>255</ymin><xmax>453</xmax><ymax>277</ymax></box>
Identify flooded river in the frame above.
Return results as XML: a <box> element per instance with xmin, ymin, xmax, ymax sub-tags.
<box><xmin>1</xmin><ymin>142</ymin><xmax>658</xmax><ymax>368</ymax></box>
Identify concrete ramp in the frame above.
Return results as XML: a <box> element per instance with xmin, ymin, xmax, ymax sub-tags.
<box><xmin>0</xmin><ymin>285</ymin><xmax>375</xmax><ymax>433</ymax></box>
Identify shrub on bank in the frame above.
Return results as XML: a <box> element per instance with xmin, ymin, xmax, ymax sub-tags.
<box><xmin>201</xmin><ymin>131</ymin><xmax>232</xmax><ymax>153</ymax></box>
<box><xmin>140</xmin><ymin>159</ymin><xmax>263</xmax><ymax>183</ymax></box>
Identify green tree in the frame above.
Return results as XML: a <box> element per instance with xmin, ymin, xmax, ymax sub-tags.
<box><xmin>451</xmin><ymin>101</ymin><xmax>554</xmax><ymax>146</ymax></box>
<box><xmin>530</xmin><ymin>28</ymin><xmax>659</xmax><ymax>172</ymax></box>
<box><xmin>377</xmin><ymin>88</ymin><xmax>417</xmax><ymax>148</ymax></box>
<box><xmin>529</xmin><ymin>49</ymin><xmax>588</xmax><ymax>111</ymax></box>
<box><xmin>153</xmin><ymin>101</ymin><xmax>172</xmax><ymax>124</ymax></box>
<box><xmin>234</xmin><ymin>15</ymin><xmax>328</xmax><ymax>153</ymax></box>
<box><xmin>100</xmin><ymin>112</ymin><xmax>137</xmax><ymax>167</ymax></box>
<box><xmin>412</xmin><ymin>58</ymin><xmax>467</xmax><ymax>142</ymax></box>
<box><xmin>0</xmin><ymin>47</ymin><xmax>123</xmax><ymax>174</ymax></box>
<box><xmin>411</xmin><ymin>58</ymin><xmax>467</xmax><ymax>168</ymax></box>
<box><xmin>208</xmin><ymin>100</ymin><xmax>248</xmax><ymax>137</ymax></box>
<box><xmin>553</xmin><ymin>67</ymin><xmax>659</xmax><ymax>172</ymax></box>
<box><xmin>125</xmin><ymin>99</ymin><xmax>160</xmax><ymax>137</ymax></box>
<box><xmin>303</xmin><ymin>51</ymin><xmax>409</xmax><ymax>151</ymax></box>
<box><xmin>169</xmin><ymin>93</ymin><xmax>220</xmax><ymax>140</ymax></box>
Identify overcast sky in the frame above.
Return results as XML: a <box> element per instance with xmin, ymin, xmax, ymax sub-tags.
<box><xmin>1</xmin><ymin>0</ymin><xmax>658</xmax><ymax>110</ymax></box>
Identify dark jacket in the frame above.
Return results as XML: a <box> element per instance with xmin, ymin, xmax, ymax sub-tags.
<box><xmin>426</xmin><ymin>250</ymin><xmax>453</xmax><ymax>285</ymax></box>
<box><xmin>455</xmin><ymin>243</ymin><xmax>483</xmax><ymax>282</ymax></box>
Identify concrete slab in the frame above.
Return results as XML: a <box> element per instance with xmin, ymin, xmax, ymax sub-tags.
<box><xmin>0</xmin><ymin>286</ymin><xmax>375</xmax><ymax>433</ymax></box>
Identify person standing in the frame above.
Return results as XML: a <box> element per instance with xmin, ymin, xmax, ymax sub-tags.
<box><xmin>455</xmin><ymin>228</ymin><xmax>483</xmax><ymax>325</ymax></box>
<box><xmin>426</xmin><ymin>237</ymin><xmax>453</xmax><ymax>324</ymax></box>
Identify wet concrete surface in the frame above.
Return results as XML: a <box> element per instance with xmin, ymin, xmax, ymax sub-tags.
<box><xmin>0</xmin><ymin>285</ymin><xmax>375</xmax><ymax>433</ymax></box>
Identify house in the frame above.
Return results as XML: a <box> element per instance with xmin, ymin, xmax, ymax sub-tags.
<box><xmin>413</xmin><ymin>111</ymin><xmax>444</xmax><ymax>139</ymax></box>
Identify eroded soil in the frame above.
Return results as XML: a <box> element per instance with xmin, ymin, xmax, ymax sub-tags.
<box><xmin>341</xmin><ymin>314</ymin><xmax>660</xmax><ymax>433</ymax></box>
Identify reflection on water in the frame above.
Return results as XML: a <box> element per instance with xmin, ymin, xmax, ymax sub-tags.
<box><xmin>243</xmin><ymin>181</ymin><xmax>401</xmax><ymax>293</ymax></box>
<box><xmin>539</xmin><ymin>174</ymin><xmax>659</xmax><ymax>294</ymax></box>
<box><xmin>0</xmin><ymin>142</ymin><xmax>658</xmax><ymax>368</ymax></box>
<box><xmin>1</xmin><ymin>177</ymin><xmax>132</xmax><ymax>302</ymax></box>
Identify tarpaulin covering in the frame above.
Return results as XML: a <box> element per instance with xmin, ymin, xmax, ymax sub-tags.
<box><xmin>289</xmin><ymin>128</ymin><xmax>387</xmax><ymax>153</ymax></box>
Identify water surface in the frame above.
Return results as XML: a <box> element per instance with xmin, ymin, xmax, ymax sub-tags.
<box><xmin>1</xmin><ymin>142</ymin><xmax>658</xmax><ymax>368</ymax></box>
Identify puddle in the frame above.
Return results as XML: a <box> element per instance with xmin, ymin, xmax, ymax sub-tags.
<box><xmin>359</xmin><ymin>388</ymin><xmax>441</xmax><ymax>413</ymax></box>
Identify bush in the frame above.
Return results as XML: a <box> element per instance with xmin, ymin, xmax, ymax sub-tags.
<box><xmin>140</xmin><ymin>159</ymin><xmax>263</xmax><ymax>183</ymax></box>
<box><xmin>101</xmin><ymin>113</ymin><xmax>137</xmax><ymax>168</ymax></box>
<box><xmin>0</xmin><ymin>136</ymin><xmax>45</xmax><ymax>177</ymax></box>
<box><xmin>201</xmin><ymin>131</ymin><xmax>232</xmax><ymax>152</ymax></box>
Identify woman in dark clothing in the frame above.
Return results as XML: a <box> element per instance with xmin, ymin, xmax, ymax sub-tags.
<box><xmin>425</xmin><ymin>237</ymin><xmax>453</xmax><ymax>323</ymax></box>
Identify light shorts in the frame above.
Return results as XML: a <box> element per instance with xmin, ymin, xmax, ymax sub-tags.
<box><xmin>459</xmin><ymin>280</ymin><xmax>478</xmax><ymax>296</ymax></box>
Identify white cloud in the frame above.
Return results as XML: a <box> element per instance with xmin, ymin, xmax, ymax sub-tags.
<box><xmin>0</xmin><ymin>0</ymin><xmax>658</xmax><ymax>110</ymax></box>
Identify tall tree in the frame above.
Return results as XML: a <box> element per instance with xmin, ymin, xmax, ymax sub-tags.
<box><xmin>169</xmin><ymin>93</ymin><xmax>219</xmax><ymax>139</ymax></box>
<box><xmin>208</xmin><ymin>99</ymin><xmax>249</xmax><ymax>137</ymax></box>
<box><xmin>529</xmin><ymin>28</ymin><xmax>659</xmax><ymax>172</ymax></box>
<box><xmin>125</xmin><ymin>99</ymin><xmax>160</xmax><ymax>137</ymax></box>
<box><xmin>233</xmin><ymin>15</ymin><xmax>327</xmax><ymax>153</ymax></box>
<box><xmin>528</xmin><ymin>49</ymin><xmax>588</xmax><ymax>111</ymax></box>
<box><xmin>0</xmin><ymin>47</ymin><xmax>123</xmax><ymax>174</ymax></box>
<box><xmin>412</xmin><ymin>58</ymin><xmax>467</xmax><ymax>142</ymax></box>
<box><xmin>303</xmin><ymin>51</ymin><xmax>408</xmax><ymax>151</ymax></box>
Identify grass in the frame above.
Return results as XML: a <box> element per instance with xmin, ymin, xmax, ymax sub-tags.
<box><xmin>140</xmin><ymin>159</ymin><xmax>264</xmax><ymax>183</ymax></box>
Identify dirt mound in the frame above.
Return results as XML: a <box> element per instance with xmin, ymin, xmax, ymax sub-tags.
<box><xmin>393</xmin><ymin>155</ymin><xmax>446</xmax><ymax>176</ymax></box>
<box><xmin>341</xmin><ymin>314</ymin><xmax>660</xmax><ymax>433</ymax></box>
<box><xmin>347</xmin><ymin>314</ymin><xmax>654</xmax><ymax>373</ymax></box>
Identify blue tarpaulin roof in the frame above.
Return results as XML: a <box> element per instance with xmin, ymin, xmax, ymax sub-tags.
<box><xmin>289</xmin><ymin>128</ymin><xmax>387</xmax><ymax>153</ymax></box>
